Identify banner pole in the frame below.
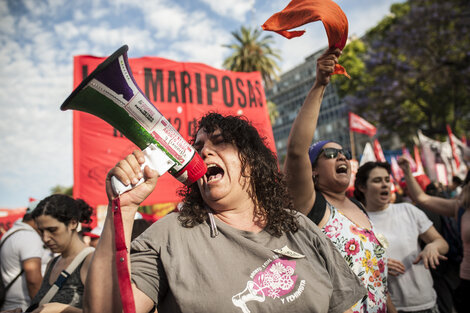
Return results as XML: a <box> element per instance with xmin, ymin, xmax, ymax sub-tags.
<box><xmin>350</xmin><ymin>129</ymin><xmax>356</xmax><ymax>160</ymax></box>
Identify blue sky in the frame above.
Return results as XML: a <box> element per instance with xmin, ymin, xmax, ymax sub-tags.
<box><xmin>0</xmin><ymin>0</ymin><xmax>401</xmax><ymax>208</ymax></box>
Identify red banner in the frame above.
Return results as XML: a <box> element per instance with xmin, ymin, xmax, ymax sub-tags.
<box><xmin>0</xmin><ymin>208</ymin><xmax>27</xmax><ymax>237</ymax></box>
<box><xmin>72</xmin><ymin>53</ymin><xmax>274</xmax><ymax>207</ymax></box>
<box><xmin>349</xmin><ymin>112</ymin><xmax>377</xmax><ymax>137</ymax></box>
<box><xmin>373</xmin><ymin>139</ymin><xmax>386</xmax><ymax>162</ymax></box>
<box><xmin>446</xmin><ymin>124</ymin><xmax>460</xmax><ymax>169</ymax></box>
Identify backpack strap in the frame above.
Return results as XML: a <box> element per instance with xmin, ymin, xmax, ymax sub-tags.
<box><xmin>38</xmin><ymin>247</ymin><xmax>94</xmax><ymax>306</ymax></box>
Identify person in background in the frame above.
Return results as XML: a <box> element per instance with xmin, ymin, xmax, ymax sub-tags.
<box><xmin>283</xmin><ymin>48</ymin><xmax>393</xmax><ymax>312</ymax></box>
<box><xmin>449</xmin><ymin>176</ymin><xmax>463</xmax><ymax>198</ymax></box>
<box><xmin>0</xmin><ymin>201</ymin><xmax>49</xmax><ymax>311</ymax></box>
<box><xmin>83</xmin><ymin>113</ymin><xmax>366</xmax><ymax>313</ymax></box>
<box><xmin>398</xmin><ymin>158</ymin><xmax>470</xmax><ymax>313</ymax></box>
<box><xmin>26</xmin><ymin>194</ymin><xmax>95</xmax><ymax>313</ymax></box>
<box><xmin>354</xmin><ymin>161</ymin><xmax>449</xmax><ymax>313</ymax></box>
<box><xmin>82</xmin><ymin>226</ymin><xmax>103</xmax><ymax>249</ymax></box>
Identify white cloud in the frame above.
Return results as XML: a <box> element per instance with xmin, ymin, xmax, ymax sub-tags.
<box><xmin>146</xmin><ymin>6</ymin><xmax>188</xmax><ymax>40</ymax></box>
<box><xmin>200</xmin><ymin>0</ymin><xmax>254</xmax><ymax>21</ymax></box>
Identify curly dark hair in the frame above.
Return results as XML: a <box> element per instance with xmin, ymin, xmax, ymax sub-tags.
<box><xmin>354</xmin><ymin>161</ymin><xmax>391</xmax><ymax>204</ymax></box>
<box><xmin>32</xmin><ymin>194</ymin><xmax>93</xmax><ymax>225</ymax></box>
<box><xmin>177</xmin><ymin>113</ymin><xmax>299</xmax><ymax>237</ymax></box>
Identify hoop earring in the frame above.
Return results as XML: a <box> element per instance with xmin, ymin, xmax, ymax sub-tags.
<box><xmin>313</xmin><ymin>175</ymin><xmax>319</xmax><ymax>185</ymax></box>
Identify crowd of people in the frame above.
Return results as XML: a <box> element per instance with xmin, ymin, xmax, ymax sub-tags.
<box><xmin>0</xmin><ymin>48</ymin><xmax>468</xmax><ymax>313</ymax></box>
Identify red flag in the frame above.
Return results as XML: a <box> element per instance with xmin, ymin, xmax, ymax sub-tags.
<box><xmin>413</xmin><ymin>145</ymin><xmax>425</xmax><ymax>174</ymax></box>
<box><xmin>373</xmin><ymin>139</ymin><xmax>386</xmax><ymax>162</ymax></box>
<box><xmin>402</xmin><ymin>146</ymin><xmax>417</xmax><ymax>172</ymax></box>
<box><xmin>349</xmin><ymin>112</ymin><xmax>377</xmax><ymax>137</ymax></box>
<box><xmin>446</xmin><ymin>124</ymin><xmax>461</xmax><ymax>169</ymax></box>
<box><xmin>262</xmin><ymin>0</ymin><xmax>349</xmax><ymax>77</ymax></box>
<box><xmin>391</xmin><ymin>156</ymin><xmax>404</xmax><ymax>182</ymax></box>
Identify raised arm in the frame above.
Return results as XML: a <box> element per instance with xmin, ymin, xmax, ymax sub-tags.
<box><xmin>284</xmin><ymin>48</ymin><xmax>341</xmax><ymax>215</ymax></box>
<box><xmin>84</xmin><ymin>150</ymin><xmax>158</xmax><ymax>313</ymax></box>
<box><xmin>398</xmin><ymin>157</ymin><xmax>459</xmax><ymax>218</ymax></box>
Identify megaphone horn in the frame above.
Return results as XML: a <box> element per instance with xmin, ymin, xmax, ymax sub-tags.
<box><xmin>61</xmin><ymin>45</ymin><xmax>207</xmax><ymax>194</ymax></box>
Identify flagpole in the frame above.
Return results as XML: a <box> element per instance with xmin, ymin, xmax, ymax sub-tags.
<box><xmin>350</xmin><ymin>129</ymin><xmax>356</xmax><ymax>160</ymax></box>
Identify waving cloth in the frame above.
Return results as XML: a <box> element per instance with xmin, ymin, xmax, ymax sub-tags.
<box><xmin>262</xmin><ymin>0</ymin><xmax>349</xmax><ymax>77</ymax></box>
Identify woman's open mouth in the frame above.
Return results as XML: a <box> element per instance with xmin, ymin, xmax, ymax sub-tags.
<box><xmin>336</xmin><ymin>164</ymin><xmax>348</xmax><ymax>174</ymax></box>
<box><xmin>206</xmin><ymin>164</ymin><xmax>224</xmax><ymax>183</ymax></box>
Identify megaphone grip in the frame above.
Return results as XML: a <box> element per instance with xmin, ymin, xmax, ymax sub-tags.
<box><xmin>111</xmin><ymin>144</ymin><xmax>176</xmax><ymax>195</ymax></box>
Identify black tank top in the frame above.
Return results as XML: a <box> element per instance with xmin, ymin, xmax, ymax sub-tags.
<box><xmin>29</xmin><ymin>255</ymin><xmax>85</xmax><ymax>309</ymax></box>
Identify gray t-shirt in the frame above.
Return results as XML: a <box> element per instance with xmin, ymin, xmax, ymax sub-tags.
<box><xmin>131</xmin><ymin>212</ymin><xmax>366</xmax><ymax>313</ymax></box>
<box><xmin>0</xmin><ymin>221</ymin><xmax>49</xmax><ymax>311</ymax></box>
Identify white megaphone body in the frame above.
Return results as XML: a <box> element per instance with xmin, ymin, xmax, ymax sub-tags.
<box><xmin>61</xmin><ymin>45</ymin><xmax>207</xmax><ymax>194</ymax></box>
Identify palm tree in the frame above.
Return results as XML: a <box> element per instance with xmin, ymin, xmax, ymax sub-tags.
<box><xmin>223</xmin><ymin>26</ymin><xmax>282</xmax><ymax>122</ymax></box>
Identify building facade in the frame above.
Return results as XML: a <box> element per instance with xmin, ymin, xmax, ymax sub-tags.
<box><xmin>266</xmin><ymin>48</ymin><xmax>352</xmax><ymax>164</ymax></box>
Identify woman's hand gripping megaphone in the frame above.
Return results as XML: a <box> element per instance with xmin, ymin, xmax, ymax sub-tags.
<box><xmin>106</xmin><ymin>149</ymin><xmax>168</xmax><ymax>207</ymax></box>
<box><xmin>110</xmin><ymin>144</ymin><xmax>175</xmax><ymax>196</ymax></box>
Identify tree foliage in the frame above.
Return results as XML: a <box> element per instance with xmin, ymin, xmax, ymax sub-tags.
<box><xmin>223</xmin><ymin>26</ymin><xmax>281</xmax><ymax>88</ymax></box>
<box><xmin>51</xmin><ymin>185</ymin><xmax>73</xmax><ymax>196</ymax></box>
<box><xmin>223</xmin><ymin>26</ymin><xmax>282</xmax><ymax>124</ymax></box>
<box><xmin>337</xmin><ymin>0</ymin><xmax>470</xmax><ymax>143</ymax></box>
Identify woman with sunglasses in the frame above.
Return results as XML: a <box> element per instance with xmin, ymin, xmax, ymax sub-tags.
<box><xmin>284</xmin><ymin>48</ymin><xmax>394</xmax><ymax>313</ymax></box>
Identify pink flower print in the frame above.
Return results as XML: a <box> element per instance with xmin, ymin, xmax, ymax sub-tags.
<box><xmin>365</xmin><ymin>230</ymin><xmax>379</xmax><ymax>245</ymax></box>
<box><xmin>378</xmin><ymin>259</ymin><xmax>385</xmax><ymax>273</ymax></box>
<box><xmin>324</xmin><ymin>218</ymin><xmax>342</xmax><ymax>238</ymax></box>
<box><xmin>377</xmin><ymin>305</ymin><xmax>386</xmax><ymax>313</ymax></box>
<box><xmin>253</xmin><ymin>259</ymin><xmax>298</xmax><ymax>299</ymax></box>
<box><xmin>345</xmin><ymin>238</ymin><xmax>360</xmax><ymax>256</ymax></box>
<box><xmin>368</xmin><ymin>290</ymin><xmax>376</xmax><ymax>304</ymax></box>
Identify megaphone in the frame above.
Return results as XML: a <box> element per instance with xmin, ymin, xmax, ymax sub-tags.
<box><xmin>61</xmin><ymin>45</ymin><xmax>207</xmax><ymax>194</ymax></box>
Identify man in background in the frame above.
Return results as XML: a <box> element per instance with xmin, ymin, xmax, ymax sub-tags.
<box><xmin>0</xmin><ymin>200</ymin><xmax>52</xmax><ymax>311</ymax></box>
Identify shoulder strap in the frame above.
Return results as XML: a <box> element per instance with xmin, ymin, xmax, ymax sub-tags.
<box><xmin>307</xmin><ymin>192</ymin><xmax>327</xmax><ymax>225</ymax></box>
<box><xmin>0</xmin><ymin>227</ymin><xmax>28</xmax><ymax>249</ymax></box>
<box><xmin>38</xmin><ymin>247</ymin><xmax>94</xmax><ymax>306</ymax></box>
<box><xmin>350</xmin><ymin>197</ymin><xmax>369</xmax><ymax>217</ymax></box>
<box><xmin>1</xmin><ymin>227</ymin><xmax>28</xmax><ymax>290</ymax></box>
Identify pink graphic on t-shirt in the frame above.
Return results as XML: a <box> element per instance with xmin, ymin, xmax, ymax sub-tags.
<box><xmin>253</xmin><ymin>259</ymin><xmax>297</xmax><ymax>299</ymax></box>
<box><xmin>232</xmin><ymin>258</ymin><xmax>298</xmax><ymax>313</ymax></box>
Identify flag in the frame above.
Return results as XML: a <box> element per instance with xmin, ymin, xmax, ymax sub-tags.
<box><xmin>402</xmin><ymin>146</ymin><xmax>417</xmax><ymax>172</ymax></box>
<box><xmin>373</xmin><ymin>139</ymin><xmax>386</xmax><ymax>162</ymax></box>
<box><xmin>447</xmin><ymin>125</ymin><xmax>460</xmax><ymax>169</ymax></box>
<box><xmin>262</xmin><ymin>0</ymin><xmax>349</xmax><ymax>77</ymax></box>
<box><xmin>413</xmin><ymin>145</ymin><xmax>425</xmax><ymax>174</ymax></box>
<box><xmin>390</xmin><ymin>156</ymin><xmax>404</xmax><ymax>182</ymax></box>
<box><xmin>417</xmin><ymin>130</ymin><xmax>454</xmax><ymax>184</ymax></box>
<box><xmin>359</xmin><ymin>142</ymin><xmax>377</xmax><ymax>166</ymax></box>
<box><xmin>349</xmin><ymin>112</ymin><xmax>377</xmax><ymax>137</ymax></box>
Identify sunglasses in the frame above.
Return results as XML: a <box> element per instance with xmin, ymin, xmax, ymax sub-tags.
<box><xmin>321</xmin><ymin>148</ymin><xmax>352</xmax><ymax>160</ymax></box>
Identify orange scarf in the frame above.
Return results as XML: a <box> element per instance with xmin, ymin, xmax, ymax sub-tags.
<box><xmin>262</xmin><ymin>0</ymin><xmax>349</xmax><ymax>77</ymax></box>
